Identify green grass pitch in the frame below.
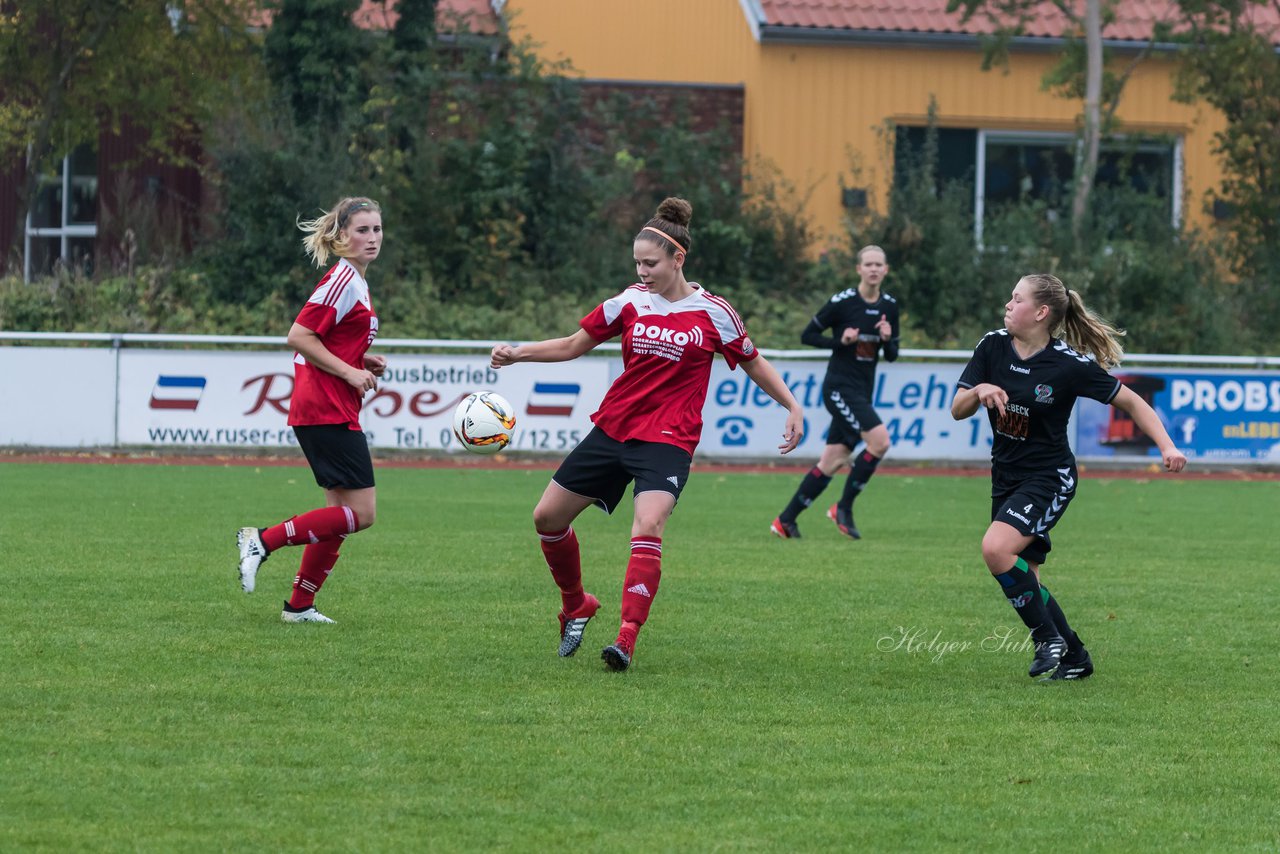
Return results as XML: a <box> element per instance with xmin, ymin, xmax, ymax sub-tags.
<box><xmin>1</xmin><ymin>461</ymin><xmax>1276</xmax><ymax>851</ymax></box>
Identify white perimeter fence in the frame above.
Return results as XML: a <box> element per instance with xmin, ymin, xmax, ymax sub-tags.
<box><xmin>2</xmin><ymin>332</ymin><xmax>1279</xmax><ymax>465</ymax></box>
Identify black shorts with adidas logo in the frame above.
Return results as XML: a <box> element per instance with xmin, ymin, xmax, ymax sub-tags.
<box><xmin>551</xmin><ymin>426</ymin><xmax>692</xmax><ymax>515</ymax></box>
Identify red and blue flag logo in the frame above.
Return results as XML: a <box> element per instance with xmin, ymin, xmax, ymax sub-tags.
<box><xmin>526</xmin><ymin>382</ymin><xmax>579</xmax><ymax>417</ymax></box>
<box><xmin>149</xmin><ymin>375</ymin><xmax>207</xmax><ymax>411</ymax></box>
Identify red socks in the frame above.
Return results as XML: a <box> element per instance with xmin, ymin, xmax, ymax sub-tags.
<box><xmin>255</xmin><ymin>506</ymin><xmax>358</xmax><ymax>610</ymax></box>
<box><xmin>288</xmin><ymin>537</ymin><xmax>344</xmax><ymax>609</ymax></box>
<box><xmin>540</xmin><ymin>530</ymin><xmax>663</xmax><ymax>654</ymax></box>
<box><xmin>262</xmin><ymin>506</ymin><xmax>358</xmax><ymax>551</ymax></box>
<box><xmin>620</xmin><ymin>536</ymin><xmax>662</xmax><ymax>628</ymax></box>
<box><xmin>539</xmin><ymin>526</ymin><xmax>585</xmax><ymax>613</ymax></box>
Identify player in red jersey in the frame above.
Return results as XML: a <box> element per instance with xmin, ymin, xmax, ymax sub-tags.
<box><xmin>491</xmin><ymin>197</ymin><xmax>806</xmax><ymax>671</ymax></box>
<box><xmin>952</xmin><ymin>273</ymin><xmax>1186</xmax><ymax>680</ymax></box>
<box><xmin>235</xmin><ymin>197</ymin><xmax>387</xmax><ymax>624</ymax></box>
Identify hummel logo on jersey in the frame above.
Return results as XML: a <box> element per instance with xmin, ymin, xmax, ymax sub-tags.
<box><xmin>1010</xmin><ymin>364</ymin><xmax>1031</xmax><ymax>374</ymax></box>
<box><xmin>667</xmin><ymin>476</ymin><xmax>680</xmax><ymax>488</ymax></box>
<box><xmin>1054</xmin><ymin>340</ymin><xmax>1091</xmax><ymax>363</ymax></box>
<box><xmin>626</xmin><ymin>583</ymin><xmax>653</xmax><ymax>598</ymax></box>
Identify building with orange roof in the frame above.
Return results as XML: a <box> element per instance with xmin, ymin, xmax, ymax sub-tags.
<box><xmin>504</xmin><ymin>0</ymin><xmax>1280</xmax><ymax>247</ymax></box>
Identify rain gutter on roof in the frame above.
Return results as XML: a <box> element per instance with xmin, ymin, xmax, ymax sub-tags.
<box><xmin>579</xmin><ymin>78</ymin><xmax>746</xmax><ymax>91</ymax></box>
<box><xmin>757</xmin><ymin>25</ymin><xmax>1182</xmax><ymax>54</ymax></box>
<box><xmin>738</xmin><ymin>0</ymin><xmax>765</xmax><ymax>41</ymax></box>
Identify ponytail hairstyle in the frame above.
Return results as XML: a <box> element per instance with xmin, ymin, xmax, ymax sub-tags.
<box><xmin>298</xmin><ymin>196</ymin><xmax>381</xmax><ymax>268</ymax></box>
<box><xmin>635</xmin><ymin>197</ymin><xmax>693</xmax><ymax>258</ymax></box>
<box><xmin>1023</xmin><ymin>273</ymin><xmax>1126</xmax><ymax>370</ymax></box>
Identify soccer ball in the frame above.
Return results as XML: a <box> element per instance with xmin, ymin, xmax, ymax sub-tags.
<box><xmin>453</xmin><ymin>391</ymin><xmax>516</xmax><ymax>455</ymax></box>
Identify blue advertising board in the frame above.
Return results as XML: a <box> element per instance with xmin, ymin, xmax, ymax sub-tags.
<box><xmin>1075</xmin><ymin>368</ymin><xmax>1280</xmax><ymax>462</ymax></box>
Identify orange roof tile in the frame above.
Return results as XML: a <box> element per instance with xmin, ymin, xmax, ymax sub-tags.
<box><xmin>248</xmin><ymin>0</ymin><xmax>500</xmax><ymax>34</ymax></box>
<box><xmin>755</xmin><ymin>0</ymin><xmax>1280</xmax><ymax>44</ymax></box>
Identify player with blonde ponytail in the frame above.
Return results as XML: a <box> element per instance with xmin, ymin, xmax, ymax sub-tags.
<box><xmin>235</xmin><ymin>196</ymin><xmax>387</xmax><ymax>624</ymax></box>
<box><xmin>1022</xmin><ymin>273</ymin><xmax>1126</xmax><ymax>370</ymax></box>
<box><xmin>298</xmin><ymin>197</ymin><xmax>379</xmax><ymax>267</ymax></box>
<box><xmin>951</xmin><ymin>273</ymin><xmax>1186</xmax><ymax>681</ymax></box>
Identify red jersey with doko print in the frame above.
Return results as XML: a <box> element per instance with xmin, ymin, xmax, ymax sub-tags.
<box><xmin>288</xmin><ymin>258</ymin><xmax>379</xmax><ymax>430</ymax></box>
<box><xmin>580</xmin><ymin>283</ymin><xmax>757</xmax><ymax>454</ymax></box>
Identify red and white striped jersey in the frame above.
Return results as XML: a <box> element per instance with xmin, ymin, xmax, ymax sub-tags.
<box><xmin>288</xmin><ymin>258</ymin><xmax>379</xmax><ymax>429</ymax></box>
<box><xmin>581</xmin><ymin>283</ymin><xmax>757</xmax><ymax>453</ymax></box>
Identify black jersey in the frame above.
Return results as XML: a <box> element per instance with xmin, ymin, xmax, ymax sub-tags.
<box><xmin>802</xmin><ymin>288</ymin><xmax>900</xmax><ymax>390</ymax></box>
<box><xmin>957</xmin><ymin>329</ymin><xmax>1121</xmax><ymax>471</ymax></box>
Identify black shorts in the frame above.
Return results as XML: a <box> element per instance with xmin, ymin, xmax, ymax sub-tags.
<box><xmin>822</xmin><ymin>381</ymin><xmax>882</xmax><ymax>448</ymax></box>
<box><xmin>293</xmin><ymin>423</ymin><xmax>376</xmax><ymax>490</ymax></box>
<box><xmin>552</xmin><ymin>426</ymin><xmax>693</xmax><ymax>515</ymax></box>
<box><xmin>990</xmin><ymin>464</ymin><xmax>1078</xmax><ymax>565</ymax></box>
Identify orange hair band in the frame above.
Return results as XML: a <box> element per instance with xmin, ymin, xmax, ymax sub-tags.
<box><xmin>642</xmin><ymin>226</ymin><xmax>687</xmax><ymax>256</ymax></box>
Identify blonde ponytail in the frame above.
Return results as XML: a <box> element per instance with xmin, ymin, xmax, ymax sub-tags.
<box><xmin>1023</xmin><ymin>274</ymin><xmax>1126</xmax><ymax>370</ymax></box>
<box><xmin>298</xmin><ymin>197</ymin><xmax>381</xmax><ymax>268</ymax></box>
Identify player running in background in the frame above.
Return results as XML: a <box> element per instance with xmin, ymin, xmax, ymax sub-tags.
<box><xmin>235</xmin><ymin>197</ymin><xmax>387</xmax><ymax>624</ymax></box>
<box><xmin>491</xmin><ymin>197</ymin><xmax>805</xmax><ymax>672</ymax></box>
<box><xmin>771</xmin><ymin>245</ymin><xmax>900</xmax><ymax>540</ymax></box>
<box><xmin>951</xmin><ymin>273</ymin><xmax>1187</xmax><ymax>680</ymax></box>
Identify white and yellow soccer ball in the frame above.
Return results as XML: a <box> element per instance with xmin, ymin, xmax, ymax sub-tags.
<box><xmin>452</xmin><ymin>391</ymin><xmax>516</xmax><ymax>455</ymax></box>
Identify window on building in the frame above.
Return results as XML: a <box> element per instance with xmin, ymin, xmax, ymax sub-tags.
<box><xmin>25</xmin><ymin>143</ymin><xmax>98</xmax><ymax>281</ymax></box>
<box><xmin>894</xmin><ymin>127</ymin><xmax>1182</xmax><ymax>244</ymax></box>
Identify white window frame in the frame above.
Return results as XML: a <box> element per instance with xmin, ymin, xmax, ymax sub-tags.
<box><xmin>25</xmin><ymin>150</ymin><xmax>98</xmax><ymax>282</ymax></box>
<box><xmin>974</xmin><ymin>129</ymin><xmax>1182</xmax><ymax>247</ymax></box>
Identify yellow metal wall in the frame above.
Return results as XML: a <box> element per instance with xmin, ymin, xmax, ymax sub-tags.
<box><xmin>505</xmin><ymin>0</ymin><xmax>757</xmax><ymax>84</ymax></box>
<box><xmin>507</xmin><ymin>0</ymin><xmax>1227</xmax><ymax>247</ymax></box>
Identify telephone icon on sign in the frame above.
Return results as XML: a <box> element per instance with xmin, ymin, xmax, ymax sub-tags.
<box><xmin>716</xmin><ymin>415</ymin><xmax>753</xmax><ymax>446</ymax></box>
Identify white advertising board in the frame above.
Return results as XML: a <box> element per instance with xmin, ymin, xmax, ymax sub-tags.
<box><xmin>4</xmin><ymin>347</ymin><xmax>992</xmax><ymax>460</ymax></box>
<box><xmin>115</xmin><ymin>350</ymin><xmax>609</xmax><ymax>452</ymax></box>
<box><xmin>701</xmin><ymin>360</ymin><xmax>993</xmax><ymax>460</ymax></box>
<box><xmin>0</xmin><ymin>347</ymin><xmax>117</xmax><ymax>446</ymax></box>
<box><xmin>11</xmin><ymin>343</ymin><xmax>1275</xmax><ymax>465</ymax></box>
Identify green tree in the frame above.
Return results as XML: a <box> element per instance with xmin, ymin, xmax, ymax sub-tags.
<box><xmin>1170</xmin><ymin>1</ymin><xmax>1280</xmax><ymax>303</ymax></box>
<box><xmin>392</xmin><ymin>0</ymin><xmax>438</xmax><ymax>55</ymax></box>
<box><xmin>263</xmin><ymin>0</ymin><xmax>369</xmax><ymax>130</ymax></box>
<box><xmin>878</xmin><ymin>105</ymin><xmax>983</xmax><ymax>346</ymax></box>
<box><xmin>946</xmin><ymin>0</ymin><xmax>1156</xmax><ymax>245</ymax></box>
<box><xmin>0</xmin><ymin>0</ymin><xmax>259</xmax><ymax>258</ymax></box>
